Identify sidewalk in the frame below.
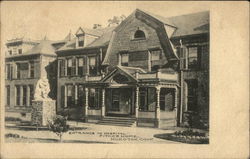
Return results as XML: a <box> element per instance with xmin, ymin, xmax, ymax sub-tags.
<box><xmin>5</xmin><ymin>121</ymin><xmax>179</xmax><ymax>144</ymax></box>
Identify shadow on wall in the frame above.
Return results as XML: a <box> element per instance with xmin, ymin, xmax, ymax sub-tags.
<box><xmin>45</xmin><ymin>60</ymin><xmax>57</xmax><ymax>100</ymax></box>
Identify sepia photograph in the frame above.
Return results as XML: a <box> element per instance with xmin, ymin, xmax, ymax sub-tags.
<box><xmin>1</xmin><ymin>1</ymin><xmax>248</xmax><ymax>158</ymax></box>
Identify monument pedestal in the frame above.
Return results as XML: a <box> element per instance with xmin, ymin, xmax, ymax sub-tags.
<box><xmin>31</xmin><ymin>100</ymin><xmax>56</xmax><ymax>126</ymax></box>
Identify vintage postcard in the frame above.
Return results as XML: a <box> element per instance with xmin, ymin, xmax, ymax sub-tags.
<box><xmin>0</xmin><ymin>1</ymin><xmax>249</xmax><ymax>158</ymax></box>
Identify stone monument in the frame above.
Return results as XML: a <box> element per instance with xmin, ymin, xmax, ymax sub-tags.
<box><xmin>31</xmin><ymin>77</ymin><xmax>56</xmax><ymax>126</ymax></box>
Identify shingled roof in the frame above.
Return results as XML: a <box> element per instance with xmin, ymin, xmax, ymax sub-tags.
<box><xmin>57</xmin><ymin>26</ymin><xmax>116</xmax><ymax>52</ymax></box>
<box><xmin>25</xmin><ymin>40</ymin><xmax>56</xmax><ymax>56</ymax></box>
<box><xmin>167</xmin><ymin>11</ymin><xmax>209</xmax><ymax>37</ymax></box>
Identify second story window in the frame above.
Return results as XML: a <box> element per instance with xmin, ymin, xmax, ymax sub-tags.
<box><xmin>188</xmin><ymin>47</ymin><xmax>199</xmax><ymax>69</ymax></box>
<box><xmin>89</xmin><ymin>56</ymin><xmax>97</xmax><ymax>76</ymax></box>
<box><xmin>121</xmin><ymin>53</ymin><xmax>129</xmax><ymax>66</ymax></box>
<box><xmin>8</xmin><ymin>50</ymin><xmax>12</xmax><ymax>55</ymax></box>
<box><xmin>6</xmin><ymin>64</ymin><xmax>13</xmax><ymax>80</ymax></box>
<box><xmin>59</xmin><ymin>60</ymin><xmax>66</xmax><ymax>77</ymax></box>
<box><xmin>16</xmin><ymin>63</ymin><xmax>29</xmax><ymax>79</ymax></box>
<box><xmin>78</xmin><ymin>57</ymin><xmax>84</xmax><ymax>76</ymax></box>
<box><xmin>151</xmin><ymin>50</ymin><xmax>161</xmax><ymax>61</ymax></box>
<box><xmin>67</xmin><ymin>58</ymin><xmax>76</xmax><ymax>76</ymax></box>
<box><xmin>30</xmin><ymin>61</ymin><xmax>35</xmax><ymax>78</ymax></box>
<box><xmin>18</xmin><ymin>49</ymin><xmax>22</xmax><ymax>54</ymax></box>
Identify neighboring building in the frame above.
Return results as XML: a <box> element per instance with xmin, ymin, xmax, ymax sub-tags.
<box><xmin>55</xmin><ymin>9</ymin><xmax>209</xmax><ymax>128</ymax></box>
<box><xmin>4</xmin><ymin>36</ymin><xmax>69</xmax><ymax>121</ymax></box>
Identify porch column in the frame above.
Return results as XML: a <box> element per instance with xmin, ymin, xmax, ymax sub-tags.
<box><xmin>64</xmin><ymin>85</ymin><xmax>67</xmax><ymax>108</ymax></box>
<box><xmin>101</xmin><ymin>88</ymin><xmax>105</xmax><ymax>118</ymax></box>
<box><xmin>75</xmin><ymin>85</ymin><xmax>78</xmax><ymax>105</ymax></box>
<box><xmin>135</xmin><ymin>86</ymin><xmax>139</xmax><ymax>125</ymax></box>
<box><xmin>174</xmin><ymin>87</ymin><xmax>178</xmax><ymax>126</ymax></box>
<box><xmin>155</xmin><ymin>86</ymin><xmax>161</xmax><ymax>128</ymax></box>
<box><xmin>84</xmin><ymin>87</ymin><xmax>89</xmax><ymax>122</ymax></box>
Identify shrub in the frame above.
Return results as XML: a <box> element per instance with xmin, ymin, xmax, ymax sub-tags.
<box><xmin>48</xmin><ymin>115</ymin><xmax>69</xmax><ymax>142</ymax></box>
<box><xmin>183</xmin><ymin>111</ymin><xmax>205</xmax><ymax>129</ymax></box>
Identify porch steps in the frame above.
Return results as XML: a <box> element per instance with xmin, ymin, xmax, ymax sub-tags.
<box><xmin>97</xmin><ymin>116</ymin><xmax>136</xmax><ymax>127</ymax></box>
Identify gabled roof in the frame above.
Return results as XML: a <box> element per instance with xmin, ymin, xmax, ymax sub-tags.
<box><xmin>57</xmin><ymin>26</ymin><xmax>116</xmax><ymax>52</ymax></box>
<box><xmin>166</xmin><ymin>11</ymin><xmax>209</xmax><ymax>38</ymax></box>
<box><xmin>101</xmin><ymin>65</ymin><xmax>142</xmax><ymax>83</ymax></box>
<box><xmin>76</xmin><ymin>27</ymin><xmax>107</xmax><ymax>37</ymax></box>
<box><xmin>137</xmin><ymin>9</ymin><xmax>209</xmax><ymax>38</ymax></box>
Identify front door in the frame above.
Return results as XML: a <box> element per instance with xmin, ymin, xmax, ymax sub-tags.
<box><xmin>107</xmin><ymin>88</ymin><xmax>132</xmax><ymax>116</ymax></box>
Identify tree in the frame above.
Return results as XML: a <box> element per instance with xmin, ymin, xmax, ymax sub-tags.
<box><xmin>48</xmin><ymin>115</ymin><xmax>69</xmax><ymax>142</ymax></box>
<box><xmin>107</xmin><ymin>15</ymin><xmax>126</xmax><ymax>27</ymax></box>
<box><xmin>93</xmin><ymin>24</ymin><xmax>102</xmax><ymax>29</ymax></box>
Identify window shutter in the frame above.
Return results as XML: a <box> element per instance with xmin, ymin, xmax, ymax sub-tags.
<box><xmin>61</xmin><ymin>85</ymin><xmax>65</xmax><ymax>108</ymax></box>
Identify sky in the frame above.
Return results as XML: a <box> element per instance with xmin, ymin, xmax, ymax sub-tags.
<box><xmin>1</xmin><ymin>1</ymin><xmax>212</xmax><ymax>42</ymax></box>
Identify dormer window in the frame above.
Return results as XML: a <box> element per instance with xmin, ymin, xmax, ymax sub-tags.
<box><xmin>77</xmin><ymin>35</ymin><xmax>84</xmax><ymax>47</ymax></box>
<box><xmin>134</xmin><ymin>30</ymin><xmax>146</xmax><ymax>39</ymax></box>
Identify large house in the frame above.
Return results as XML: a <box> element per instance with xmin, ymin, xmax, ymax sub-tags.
<box><xmin>5</xmin><ymin>9</ymin><xmax>209</xmax><ymax>129</ymax></box>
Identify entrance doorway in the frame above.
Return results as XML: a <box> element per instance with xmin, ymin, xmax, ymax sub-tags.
<box><xmin>106</xmin><ymin>88</ymin><xmax>134</xmax><ymax>117</ymax></box>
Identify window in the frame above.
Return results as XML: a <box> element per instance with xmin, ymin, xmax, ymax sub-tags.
<box><xmin>160</xmin><ymin>88</ymin><xmax>174</xmax><ymax>111</ymax></box>
<box><xmin>151</xmin><ymin>50</ymin><xmax>161</xmax><ymax>61</ymax></box>
<box><xmin>8</xmin><ymin>50</ymin><xmax>12</xmax><ymax>55</ymax></box>
<box><xmin>18</xmin><ymin>49</ymin><xmax>22</xmax><ymax>54</ymax></box>
<box><xmin>13</xmin><ymin>48</ymin><xmax>17</xmax><ymax>54</ymax></box>
<box><xmin>67</xmin><ymin>58</ymin><xmax>76</xmax><ymax>76</ymax></box>
<box><xmin>66</xmin><ymin>85</ymin><xmax>75</xmax><ymax>107</ymax></box>
<box><xmin>89</xmin><ymin>56</ymin><xmax>97</xmax><ymax>76</ymax></box>
<box><xmin>78</xmin><ymin>85</ymin><xmax>85</xmax><ymax>107</ymax></box>
<box><xmin>134</xmin><ymin>30</ymin><xmax>146</xmax><ymax>39</ymax></box>
<box><xmin>23</xmin><ymin>86</ymin><xmax>27</xmax><ymax>106</ymax></box>
<box><xmin>111</xmin><ymin>89</ymin><xmax>119</xmax><ymax>111</ymax></box>
<box><xmin>6</xmin><ymin>64</ymin><xmax>13</xmax><ymax>80</ymax></box>
<box><xmin>29</xmin><ymin>85</ymin><xmax>34</xmax><ymax>106</ymax></box>
<box><xmin>16</xmin><ymin>85</ymin><xmax>21</xmax><ymax>106</ymax></box>
<box><xmin>78</xmin><ymin>35</ymin><xmax>84</xmax><ymax>47</ymax></box>
<box><xmin>88</xmin><ymin>88</ymin><xmax>100</xmax><ymax>109</ymax></box>
<box><xmin>121</xmin><ymin>53</ymin><xmax>129</xmax><ymax>66</ymax></box>
<box><xmin>188</xmin><ymin>47</ymin><xmax>198</xmax><ymax>69</ymax></box>
<box><xmin>30</xmin><ymin>61</ymin><xmax>35</xmax><ymax>78</ymax></box>
<box><xmin>16</xmin><ymin>63</ymin><xmax>29</xmax><ymax>79</ymax></box>
<box><xmin>59</xmin><ymin>60</ymin><xmax>66</xmax><ymax>77</ymax></box>
<box><xmin>78</xmin><ymin>58</ymin><xmax>84</xmax><ymax>75</ymax></box>
<box><xmin>6</xmin><ymin>86</ymin><xmax>10</xmax><ymax>106</ymax></box>
<box><xmin>139</xmin><ymin>88</ymin><xmax>147</xmax><ymax>111</ymax></box>
<box><xmin>187</xmin><ymin>80</ymin><xmax>198</xmax><ymax>112</ymax></box>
